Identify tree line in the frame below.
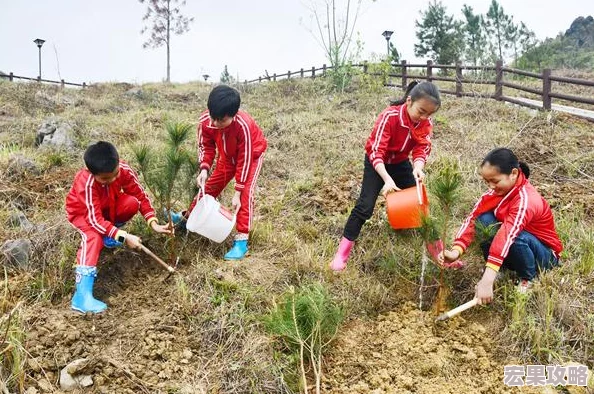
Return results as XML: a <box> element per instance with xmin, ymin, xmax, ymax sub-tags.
<box><xmin>414</xmin><ymin>0</ymin><xmax>536</xmax><ymax>67</ymax></box>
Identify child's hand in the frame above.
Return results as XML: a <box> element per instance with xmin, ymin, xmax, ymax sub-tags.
<box><xmin>197</xmin><ymin>169</ymin><xmax>208</xmax><ymax>190</ymax></box>
<box><xmin>231</xmin><ymin>191</ymin><xmax>241</xmax><ymax>213</ymax></box>
<box><xmin>381</xmin><ymin>178</ymin><xmax>400</xmax><ymax>197</ymax></box>
<box><xmin>151</xmin><ymin>221</ymin><xmax>174</xmax><ymax>235</ymax></box>
<box><xmin>412</xmin><ymin>166</ymin><xmax>425</xmax><ymax>181</ymax></box>
<box><xmin>438</xmin><ymin>248</ymin><xmax>461</xmax><ymax>264</ymax></box>
<box><xmin>125</xmin><ymin>234</ymin><xmax>142</xmax><ymax>250</ymax></box>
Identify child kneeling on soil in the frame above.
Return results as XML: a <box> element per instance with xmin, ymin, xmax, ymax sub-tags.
<box><xmin>439</xmin><ymin>148</ymin><xmax>563</xmax><ymax>304</ymax></box>
<box><xmin>171</xmin><ymin>85</ymin><xmax>267</xmax><ymax>261</ymax></box>
<box><xmin>66</xmin><ymin>141</ymin><xmax>172</xmax><ymax>313</ymax></box>
<box><xmin>329</xmin><ymin>81</ymin><xmax>441</xmax><ymax>271</ymax></box>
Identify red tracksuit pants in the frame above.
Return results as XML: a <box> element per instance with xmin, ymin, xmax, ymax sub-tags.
<box><xmin>189</xmin><ymin>155</ymin><xmax>264</xmax><ymax>234</ymax></box>
<box><xmin>68</xmin><ymin>194</ymin><xmax>140</xmax><ymax>267</ymax></box>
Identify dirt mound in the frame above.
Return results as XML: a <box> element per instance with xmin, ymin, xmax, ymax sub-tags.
<box><xmin>23</xmin><ymin>256</ymin><xmax>200</xmax><ymax>393</ymax></box>
<box><xmin>323</xmin><ymin>302</ymin><xmax>544</xmax><ymax>393</ymax></box>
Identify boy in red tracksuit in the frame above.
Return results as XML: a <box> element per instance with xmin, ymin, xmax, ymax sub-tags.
<box><xmin>175</xmin><ymin>85</ymin><xmax>267</xmax><ymax>260</ymax></box>
<box><xmin>66</xmin><ymin>141</ymin><xmax>171</xmax><ymax>313</ymax></box>
<box><xmin>329</xmin><ymin>81</ymin><xmax>442</xmax><ymax>271</ymax></box>
<box><xmin>440</xmin><ymin>148</ymin><xmax>563</xmax><ymax>304</ymax></box>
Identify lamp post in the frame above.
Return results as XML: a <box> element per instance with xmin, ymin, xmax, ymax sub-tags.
<box><xmin>381</xmin><ymin>30</ymin><xmax>393</xmax><ymax>60</ymax></box>
<box><xmin>33</xmin><ymin>38</ymin><xmax>45</xmax><ymax>80</ymax></box>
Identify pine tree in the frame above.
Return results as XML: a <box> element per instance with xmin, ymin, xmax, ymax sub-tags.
<box><xmin>461</xmin><ymin>4</ymin><xmax>486</xmax><ymax>66</ymax></box>
<box><xmin>414</xmin><ymin>0</ymin><xmax>464</xmax><ymax>65</ymax></box>
<box><xmin>484</xmin><ymin>0</ymin><xmax>511</xmax><ymax>61</ymax></box>
<box><xmin>139</xmin><ymin>0</ymin><xmax>193</xmax><ymax>83</ymax></box>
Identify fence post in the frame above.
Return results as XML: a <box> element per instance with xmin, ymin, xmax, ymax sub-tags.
<box><xmin>287</xmin><ymin>71</ymin><xmax>291</xmax><ymax>79</ymax></box>
<box><xmin>455</xmin><ymin>61</ymin><xmax>463</xmax><ymax>97</ymax></box>
<box><xmin>322</xmin><ymin>64</ymin><xmax>327</xmax><ymax>75</ymax></box>
<box><xmin>363</xmin><ymin>61</ymin><xmax>368</xmax><ymax>74</ymax></box>
<box><xmin>273</xmin><ymin>73</ymin><xmax>277</xmax><ymax>81</ymax></box>
<box><xmin>311</xmin><ymin>66</ymin><xmax>315</xmax><ymax>78</ymax></box>
<box><xmin>426</xmin><ymin>60</ymin><xmax>433</xmax><ymax>82</ymax></box>
<box><xmin>495</xmin><ymin>59</ymin><xmax>503</xmax><ymax>101</ymax></box>
<box><xmin>9</xmin><ymin>72</ymin><xmax>13</xmax><ymax>81</ymax></box>
<box><xmin>542</xmin><ymin>69</ymin><xmax>552</xmax><ymax>111</ymax></box>
<box><xmin>37</xmin><ymin>76</ymin><xmax>41</xmax><ymax>83</ymax></box>
<box><xmin>401</xmin><ymin>60</ymin><xmax>407</xmax><ymax>91</ymax></box>
<box><xmin>82</xmin><ymin>82</ymin><xmax>86</xmax><ymax>89</ymax></box>
<box><xmin>300</xmin><ymin>68</ymin><xmax>304</xmax><ymax>78</ymax></box>
<box><xmin>258</xmin><ymin>76</ymin><xmax>262</xmax><ymax>83</ymax></box>
<box><xmin>61</xmin><ymin>79</ymin><xmax>65</xmax><ymax>88</ymax></box>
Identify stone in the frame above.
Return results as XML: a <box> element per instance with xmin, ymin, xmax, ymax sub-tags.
<box><xmin>125</xmin><ymin>87</ymin><xmax>145</xmax><ymax>99</ymax></box>
<box><xmin>60</xmin><ymin>359</ymin><xmax>94</xmax><ymax>391</ymax></box>
<box><xmin>8</xmin><ymin>210</ymin><xmax>34</xmax><ymax>231</ymax></box>
<box><xmin>35</xmin><ymin>118</ymin><xmax>75</xmax><ymax>149</ymax></box>
<box><xmin>7</xmin><ymin>154</ymin><xmax>40</xmax><ymax>177</ymax></box>
<box><xmin>1</xmin><ymin>239</ymin><xmax>32</xmax><ymax>268</ymax></box>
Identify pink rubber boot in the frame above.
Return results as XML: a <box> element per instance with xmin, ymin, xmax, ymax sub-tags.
<box><xmin>329</xmin><ymin>237</ymin><xmax>354</xmax><ymax>272</ymax></box>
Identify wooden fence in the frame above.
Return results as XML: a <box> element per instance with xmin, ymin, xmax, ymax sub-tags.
<box><xmin>0</xmin><ymin>72</ymin><xmax>86</xmax><ymax>88</ymax></box>
<box><xmin>243</xmin><ymin>60</ymin><xmax>594</xmax><ymax>112</ymax></box>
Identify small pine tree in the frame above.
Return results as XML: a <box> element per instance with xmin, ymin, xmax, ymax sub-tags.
<box><xmin>265</xmin><ymin>283</ymin><xmax>343</xmax><ymax>394</ymax></box>
<box><xmin>220</xmin><ymin>65</ymin><xmax>234</xmax><ymax>84</ymax></box>
<box><xmin>134</xmin><ymin>121</ymin><xmax>194</xmax><ymax>264</ymax></box>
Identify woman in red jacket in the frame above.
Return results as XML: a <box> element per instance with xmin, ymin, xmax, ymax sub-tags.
<box><xmin>439</xmin><ymin>148</ymin><xmax>563</xmax><ymax>304</ymax></box>
<box><xmin>330</xmin><ymin>81</ymin><xmax>441</xmax><ymax>271</ymax></box>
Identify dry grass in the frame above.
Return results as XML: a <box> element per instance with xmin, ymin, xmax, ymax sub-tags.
<box><xmin>0</xmin><ymin>76</ymin><xmax>593</xmax><ymax>392</ymax></box>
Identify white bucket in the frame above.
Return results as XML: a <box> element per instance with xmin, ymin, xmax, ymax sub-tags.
<box><xmin>186</xmin><ymin>194</ymin><xmax>236</xmax><ymax>243</ymax></box>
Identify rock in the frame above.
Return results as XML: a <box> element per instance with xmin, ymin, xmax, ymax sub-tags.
<box><xmin>60</xmin><ymin>359</ymin><xmax>94</xmax><ymax>391</ymax></box>
<box><xmin>37</xmin><ymin>378</ymin><xmax>53</xmax><ymax>392</ymax></box>
<box><xmin>125</xmin><ymin>87</ymin><xmax>145</xmax><ymax>99</ymax></box>
<box><xmin>7</xmin><ymin>154</ymin><xmax>41</xmax><ymax>177</ymax></box>
<box><xmin>25</xmin><ymin>387</ymin><xmax>39</xmax><ymax>394</ymax></box>
<box><xmin>35</xmin><ymin>118</ymin><xmax>75</xmax><ymax>149</ymax></box>
<box><xmin>1</xmin><ymin>239</ymin><xmax>32</xmax><ymax>268</ymax></box>
<box><xmin>8</xmin><ymin>210</ymin><xmax>34</xmax><ymax>231</ymax></box>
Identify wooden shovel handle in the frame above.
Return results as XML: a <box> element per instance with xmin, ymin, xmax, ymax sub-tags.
<box><xmin>445</xmin><ymin>298</ymin><xmax>479</xmax><ymax>319</ymax></box>
<box><xmin>139</xmin><ymin>244</ymin><xmax>175</xmax><ymax>273</ymax></box>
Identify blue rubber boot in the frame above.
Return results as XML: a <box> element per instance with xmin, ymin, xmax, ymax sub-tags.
<box><xmin>103</xmin><ymin>236</ymin><xmax>123</xmax><ymax>248</ymax></box>
<box><xmin>224</xmin><ymin>240</ymin><xmax>249</xmax><ymax>260</ymax></box>
<box><xmin>71</xmin><ymin>266</ymin><xmax>107</xmax><ymax>313</ymax></box>
<box><xmin>103</xmin><ymin>222</ymin><xmax>126</xmax><ymax>248</ymax></box>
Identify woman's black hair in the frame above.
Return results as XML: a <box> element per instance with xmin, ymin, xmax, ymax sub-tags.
<box><xmin>390</xmin><ymin>80</ymin><xmax>441</xmax><ymax>108</ymax></box>
<box><xmin>481</xmin><ymin>147</ymin><xmax>531</xmax><ymax>178</ymax></box>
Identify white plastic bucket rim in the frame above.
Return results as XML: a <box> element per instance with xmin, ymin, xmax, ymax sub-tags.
<box><xmin>186</xmin><ymin>193</ymin><xmax>236</xmax><ymax>243</ymax></box>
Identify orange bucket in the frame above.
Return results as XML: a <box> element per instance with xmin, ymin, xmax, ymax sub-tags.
<box><xmin>386</xmin><ymin>181</ymin><xmax>429</xmax><ymax>229</ymax></box>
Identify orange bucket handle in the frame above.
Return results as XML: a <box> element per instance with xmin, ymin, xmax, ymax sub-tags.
<box><xmin>415</xmin><ymin>178</ymin><xmax>423</xmax><ymax>206</ymax></box>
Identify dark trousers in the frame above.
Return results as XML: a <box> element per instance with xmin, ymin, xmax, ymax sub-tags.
<box><xmin>477</xmin><ymin>212</ymin><xmax>559</xmax><ymax>280</ymax></box>
<box><xmin>343</xmin><ymin>156</ymin><xmax>415</xmax><ymax>241</ymax></box>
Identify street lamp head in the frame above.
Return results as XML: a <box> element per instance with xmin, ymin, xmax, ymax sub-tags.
<box><xmin>33</xmin><ymin>38</ymin><xmax>45</xmax><ymax>48</ymax></box>
<box><xmin>381</xmin><ymin>30</ymin><xmax>393</xmax><ymax>41</ymax></box>
<box><xmin>202</xmin><ymin>74</ymin><xmax>210</xmax><ymax>81</ymax></box>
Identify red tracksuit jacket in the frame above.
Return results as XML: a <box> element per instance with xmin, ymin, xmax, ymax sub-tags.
<box><xmin>198</xmin><ymin>110</ymin><xmax>267</xmax><ymax>192</ymax></box>
<box><xmin>365</xmin><ymin>103</ymin><xmax>432</xmax><ymax>168</ymax></box>
<box><xmin>454</xmin><ymin>172</ymin><xmax>563</xmax><ymax>272</ymax></box>
<box><xmin>65</xmin><ymin>160</ymin><xmax>156</xmax><ymax>238</ymax></box>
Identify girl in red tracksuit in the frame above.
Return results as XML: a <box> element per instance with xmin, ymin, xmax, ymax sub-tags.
<box><xmin>184</xmin><ymin>85</ymin><xmax>267</xmax><ymax>260</ymax></box>
<box><xmin>330</xmin><ymin>81</ymin><xmax>442</xmax><ymax>271</ymax></box>
<box><xmin>440</xmin><ymin>148</ymin><xmax>563</xmax><ymax>304</ymax></box>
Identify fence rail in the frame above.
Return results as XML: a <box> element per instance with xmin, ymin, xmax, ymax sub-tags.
<box><xmin>0</xmin><ymin>72</ymin><xmax>86</xmax><ymax>88</ymax></box>
<box><xmin>243</xmin><ymin>59</ymin><xmax>594</xmax><ymax>114</ymax></box>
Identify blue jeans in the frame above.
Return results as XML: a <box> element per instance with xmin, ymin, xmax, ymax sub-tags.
<box><xmin>477</xmin><ymin>212</ymin><xmax>558</xmax><ymax>280</ymax></box>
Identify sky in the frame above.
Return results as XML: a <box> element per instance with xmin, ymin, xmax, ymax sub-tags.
<box><xmin>0</xmin><ymin>0</ymin><xmax>588</xmax><ymax>84</ymax></box>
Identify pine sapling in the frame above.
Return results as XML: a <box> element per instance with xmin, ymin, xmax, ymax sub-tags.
<box><xmin>134</xmin><ymin>121</ymin><xmax>194</xmax><ymax>266</ymax></box>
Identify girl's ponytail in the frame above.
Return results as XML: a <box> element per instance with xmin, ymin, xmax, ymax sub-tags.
<box><xmin>390</xmin><ymin>80</ymin><xmax>419</xmax><ymax>106</ymax></box>
<box><xmin>518</xmin><ymin>161</ymin><xmax>531</xmax><ymax>179</ymax></box>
